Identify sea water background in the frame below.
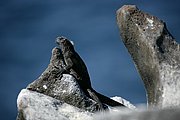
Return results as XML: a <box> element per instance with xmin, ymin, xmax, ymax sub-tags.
<box><xmin>1</xmin><ymin>0</ymin><xmax>180</xmax><ymax>119</ymax></box>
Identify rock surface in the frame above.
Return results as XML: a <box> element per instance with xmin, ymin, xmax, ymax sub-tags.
<box><xmin>16</xmin><ymin>89</ymin><xmax>93</xmax><ymax>120</ymax></box>
<box><xmin>17</xmin><ymin>89</ymin><xmax>180</xmax><ymax>120</ymax></box>
<box><xmin>117</xmin><ymin>5</ymin><xmax>180</xmax><ymax>108</ymax></box>
<box><xmin>94</xmin><ymin>107</ymin><xmax>180</xmax><ymax>120</ymax></box>
<box><xmin>111</xmin><ymin>96</ymin><xmax>136</xmax><ymax>109</ymax></box>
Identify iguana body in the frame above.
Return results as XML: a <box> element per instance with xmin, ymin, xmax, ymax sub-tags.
<box><xmin>56</xmin><ymin>36</ymin><xmax>125</xmax><ymax>109</ymax></box>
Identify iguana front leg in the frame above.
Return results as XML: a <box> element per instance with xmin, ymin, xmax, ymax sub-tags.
<box><xmin>63</xmin><ymin>57</ymin><xmax>73</xmax><ymax>71</ymax></box>
<box><xmin>63</xmin><ymin>57</ymin><xmax>81</xmax><ymax>80</ymax></box>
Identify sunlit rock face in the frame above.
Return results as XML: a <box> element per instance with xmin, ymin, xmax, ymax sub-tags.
<box><xmin>94</xmin><ymin>106</ymin><xmax>180</xmax><ymax>120</ymax></box>
<box><xmin>117</xmin><ymin>5</ymin><xmax>180</xmax><ymax>108</ymax></box>
<box><xmin>16</xmin><ymin>89</ymin><xmax>94</xmax><ymax>120</ymax></box>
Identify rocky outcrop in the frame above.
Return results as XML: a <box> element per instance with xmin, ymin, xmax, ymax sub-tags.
<box><xmin>117</xmin><ymin>5</ymin><xmax>180</xmax><ymax>108</ymax></box>
<box><xmin>16</xmin><ymin>43</ymin><xmax>132</xmax><ymax>119</ymax></box>
<box><xmin>26</xmin><ymin>47</ymin><xmax>107</xmax><ymax>112</ymax></box>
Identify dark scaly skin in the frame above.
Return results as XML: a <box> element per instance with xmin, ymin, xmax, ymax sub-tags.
<box><xmin>56</xmin><ymin>36</ymin><xmax>125</xmax><ymax>109</ymax></box>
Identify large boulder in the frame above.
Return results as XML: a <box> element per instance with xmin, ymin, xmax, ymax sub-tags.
<box><xmin>117</xmin><ymin>5</ymin><xmax>180</xmax><ymax>108</ymax></box>
<box><xmin>16</xmin><ymin>89</ymin><xmax>93</xmax><ymax>120</ymax></box>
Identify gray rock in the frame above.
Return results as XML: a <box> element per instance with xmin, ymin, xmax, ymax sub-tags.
<box><xmin>117</xmin><ymin>5</ymin><xmax>180</xmax><ymax>108</ymax></box>
<box><xmin>26</xmin><ymin>47</ymin><xmax>105</xmax><ymax>112</ymax></box>
<box><xmin>16</xmin><ymin>89</ymin><xmax>93</xmax><ymax>120</ymax></box>
<box><xmin>17</xmin><ymin>89</ymin><xmax>180</xmax><ymax>120</ymax></box>
<box><xmin>94</xmin><ymin>107</ymin><xmax>180</xmax><ymax>120</ymax></box>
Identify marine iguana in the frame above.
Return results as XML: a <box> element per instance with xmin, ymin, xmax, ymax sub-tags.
<box><xmin>56</xmin><ymin>36</ymin><xmax>125</xmax><ymax>108</ymax></box>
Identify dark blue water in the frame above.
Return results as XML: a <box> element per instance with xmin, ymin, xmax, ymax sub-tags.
<box><xmin>1</xmin><ymin>0</ymin><xmax>180</xmax><ymax>119</ymax></box>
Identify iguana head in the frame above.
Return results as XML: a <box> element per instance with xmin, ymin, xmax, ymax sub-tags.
<box><xmin>56</xmin><ymin>36</ymin><xmax>75</xmax><ymax>53</ymax></box>
<box><xmin>50</xmin><ymin>47</ymin><xmax>65</xmax><ymax>68</ymax></box>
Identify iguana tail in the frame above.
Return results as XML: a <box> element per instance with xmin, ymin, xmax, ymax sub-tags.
<box><xmin>92</xmin><ymin>90</ymin><xmax>125</xmax><ymax>107</ymax></box>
